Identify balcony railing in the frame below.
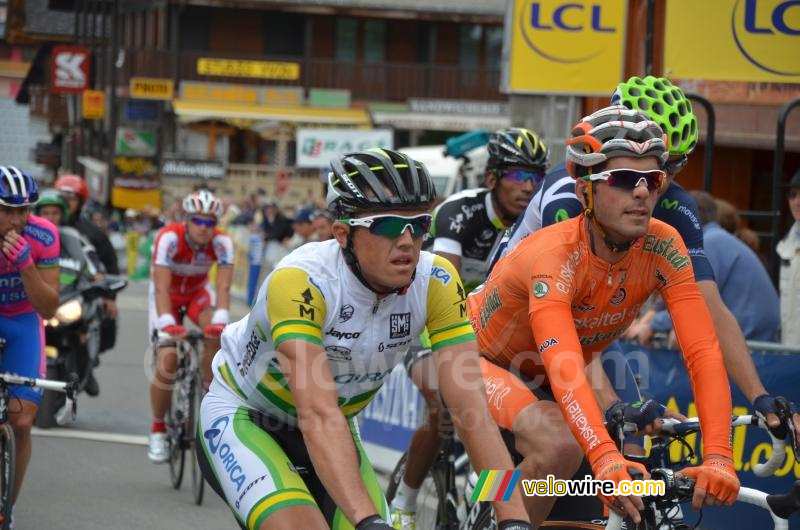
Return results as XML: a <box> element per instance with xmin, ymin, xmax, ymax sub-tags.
<box><xmin>119</xmin><ymin>48</ymin><xmax>504</xmax><ymax>102</ymax></box>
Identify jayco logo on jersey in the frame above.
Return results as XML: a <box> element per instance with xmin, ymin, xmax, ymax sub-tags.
<box><xmin>431</xmin><ymin>266</ymin><xmax>452</xmax><ymax>285</ymax></box>
<box><xmin>204</xmin><ymin>416</ymin><xmax>246</xmax><ymax>492</ymax></box>
<box><xmin>326</xmin><ymin>327</ymin><xmax>361</xmax><ymax>340</ymax></box>
<box><xmin>390</xmin><ymin>313</ymin><xmax>411</xmax><ymax>339</ymax></box>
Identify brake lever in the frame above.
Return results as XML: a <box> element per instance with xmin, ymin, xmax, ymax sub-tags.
<box><xmin>775</xmin><ymin>397</ymin><xmax>799</xmax><ymax>462</ymax></box>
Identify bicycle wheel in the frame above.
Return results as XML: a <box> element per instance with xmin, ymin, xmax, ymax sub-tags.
<box><xmin>168</xmin><ymin>381</ymin><xmax>186</xmax><ymax>489</ymax></box>
<box><xmin>0</xmin><ymin>424</ymin><xmax>15</xmax><ymax>530</ymax></box>
<box><xmin>464</xmin><ymin>502</ymin><xmax>494</xmax><ymax>530</ymax></box>
<box><xmin>385</xmin><ymin>452</ymin><xmax>452</xmax><ymax>530</ymax></box>
<box><xmin>190</xmin><ymin>374</ymin><xmax>204</xmax><ymax>505</ymax></box>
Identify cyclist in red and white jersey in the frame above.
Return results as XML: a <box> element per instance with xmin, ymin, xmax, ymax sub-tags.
<box><xmin>147</xmin><ymin>189</ymin><xmax>234</xmax><ymax>463</ymax></box>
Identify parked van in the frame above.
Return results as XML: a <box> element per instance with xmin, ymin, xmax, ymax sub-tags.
<box><xmin>397</xmin><ymin>145</ymin><xmax>488</xmax><ymax>198</ymax></box>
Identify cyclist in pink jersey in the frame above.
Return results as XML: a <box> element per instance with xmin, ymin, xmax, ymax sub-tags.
<box><xmin>0</xmin><ymin>166</ymin><xmax>60</xmax><ymax>517</ymax></box>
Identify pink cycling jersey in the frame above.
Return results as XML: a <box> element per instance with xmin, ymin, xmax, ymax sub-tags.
<box><xmin>0</xmin><ymin>214</ymin><xmax>60</xmax><ymax>317</ymax></box>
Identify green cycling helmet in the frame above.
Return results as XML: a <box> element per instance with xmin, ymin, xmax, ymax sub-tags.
<box><xmin>611</xmin><ymin>76</ymin><xmax>698</xmax><ymax>156</ymax></box>
<box><xmin>35</xmin><ymin>188</ymin><xmax>69</xmax><ymax>223</ymax></box>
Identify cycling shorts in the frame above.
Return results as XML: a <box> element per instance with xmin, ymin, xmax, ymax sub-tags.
<box><xmin>197</xmin><ymin>381</ymin><xmax>389</xmax><ymax>530</ymax></box>
<box><xmin>0</xmin><ymin>311</ymin><xmax>45</xmax><ymax>404</ymax></box>
<box><xmin>480</xmin><ymin>351</ymin><xmax>644</xmax><ymax>445</ymax></box>
<box><xmin>147</xmin><ymin>282</ymin><xmax>216</xmax><ymax>338</ymax></box>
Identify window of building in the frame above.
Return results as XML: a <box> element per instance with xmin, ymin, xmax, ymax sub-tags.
<box><xmin>363</xmin><ymin>19</ymin><xmax>385</xmax><ymax>64</ymax></box>
<box><xmin>179</xmin><ymin>6</ymin><xmax>210</xmax><ymax>51</ymax></box>
<box><xmin>416</xmin><ymin>22</ymin><xmax>433</xmax><ymax>63</ymax></box>
<box><xmin>336</xmin><ymin>18</ymin><xmax>357</xmax><ymax>62</ymax></box>
<box><xmin>458</xmin><ymin>24</ymin><xmax>482</xmax><ymax>68</ymax></box>
<box><xmin>485</xmin><ymin>26</ymin><xmax>503</xmax><ymax>69</ymax></box>
<box><xmin>264</xmin><ymin>12</ymin><xmax>305</xmax><ymax>57</ymax></box>
<box><xmin>49</xmin><ymin>0</ymin><xmax>75</xmax><ymax>10</ymax></box>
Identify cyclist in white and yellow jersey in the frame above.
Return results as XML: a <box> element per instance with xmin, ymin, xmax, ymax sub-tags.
<box><xmin>197</xmin><ymin>148</ymin><xmax>531</xmax><ymax>530</ymax></box>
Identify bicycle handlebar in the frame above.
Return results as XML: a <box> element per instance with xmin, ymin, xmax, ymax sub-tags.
<box><xmin>653</xmin><ymin>415</ymin><xmax>789</xmax><ymax>477</ymax></box>
<box><xmin>606</xmin><ymin>468</ymin><xmax>800</xmax><ymax>530</ymax></box>
<box><xmin>0</xmin><ymin>371</ymin><xmax>79</xmax><ymax>425</ymax></box>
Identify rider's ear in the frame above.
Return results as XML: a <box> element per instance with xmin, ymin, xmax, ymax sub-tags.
<box><xmin>575</xmin><ymin>178</ymin><xmax>589</xmax><ymax>208</ymax></box>
<box><xmin>331</xmin><ymin>221</ymin><xmax>349</xmax><ymax>248</ymax></box>
<box><xmin>485</xmin><ymin>171</ymin><xmax>497</xmax><ymax>191</ymax></box>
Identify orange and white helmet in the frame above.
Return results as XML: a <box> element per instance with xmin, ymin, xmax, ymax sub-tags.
<box><xmin>183</xmin><ymin>190</ymin><xmax>224</xmax><ymax>218</ymax></box>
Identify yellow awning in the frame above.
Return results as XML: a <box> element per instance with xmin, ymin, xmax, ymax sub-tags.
<box><xmin>172</xmin><ymin>99</ymin><xmax>371</xmax><ymax>126</ymax></box>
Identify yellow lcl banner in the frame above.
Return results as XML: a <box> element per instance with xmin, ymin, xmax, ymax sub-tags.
<box><xmin>665</xmin><ymin>0</ymin><xmax>800</xmax><ymax>82</ymax></box>
<box><xmin>507</xmin><ymin>0</ymin><xmax>627</xmax><ymax>94</ymax></box>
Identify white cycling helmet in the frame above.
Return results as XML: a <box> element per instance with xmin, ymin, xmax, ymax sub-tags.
<box><xmin>183</xmin><ymin>190</ymin><xmax>224</xmax><ymax>218</ymax></box>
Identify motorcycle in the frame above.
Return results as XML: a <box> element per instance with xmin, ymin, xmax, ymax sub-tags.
<box><xmin>35</xmin><ymin>228</ymin><xmax>127</xmax><ymax>428</ymax></box>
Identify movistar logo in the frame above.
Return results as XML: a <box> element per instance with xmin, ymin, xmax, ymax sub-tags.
<box><xmin>660</xmin><ymin>198</ymin><xmax>679</xmax><ymax>210</ymax></box>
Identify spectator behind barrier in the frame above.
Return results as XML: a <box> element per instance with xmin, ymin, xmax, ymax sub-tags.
<box><xmin>777</xmin><ymin>170</ymin><xmax>800</xmax><ymax>346</ymax></box>
<box><xmin>650</xmin><ymin>191</ymin><xmax>780</xmax><ymax>342</ymax></box>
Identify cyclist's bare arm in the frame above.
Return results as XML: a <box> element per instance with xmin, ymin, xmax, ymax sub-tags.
<box><xmin>214</xmin><ymin>264</ymin><xmax>233</xmax><ymax>311</ymax></box>
<box><xmin>697</xmin><ymin>280</ymin><xmax>800</xmax><ymax>433</ymax></box>
<box><xmin>434</xmin><ymin>340</ymin><xmax>529</xmax><ymax>523</ymax></box>
<box><xmin>275</xmin><ymin>338</ymin><xmax>378</xmax><ymax>526</ymax></box>
<box><xmin>697</xmin><ymin>280</ymin><xmax>764</xmax><ymax>400</ymax></box>
<box><xmin>153</xmin><ymin>265</ymin><xmax>173</xmax><ymax>317</ymax></box>
<box><xmin>21</xmin><ymin>265</ymin><xmax>59</xmax><ymax>319</ymax></box>
<box><xmin>435</xmin><ymin>251</ymin><xmax>461</xmax><ymax>275</ymax></box>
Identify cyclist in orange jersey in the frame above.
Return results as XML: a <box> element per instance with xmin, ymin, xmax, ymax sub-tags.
<box><xmin>469</xmin><ymin>106</ymin><xmax>739</xmax><ymax>527</ymax></box>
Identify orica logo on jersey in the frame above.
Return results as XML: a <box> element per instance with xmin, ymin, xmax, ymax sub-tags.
<box><xmin>203</xmin><ymin>416</ymin><xmax>247</xmax><ymax>492</ymax></box>
<box><xmin>732</xmin><ymin>0</ymin><xmax>800</xmax><ymax>76</ymax></box>
<box><xmin>204</xmin><ymin>416</ymin><xmax>230</xmax><ymax>455</ymax></box>
<box><xmin>431</xmin><ymin>266</ymin><xmax>452</xmax><ymax>285</ymax></box>
<box><xmin>520</xmin><ymin>0</ymin><xmax>620</xmax><ymax>64</ymax></box>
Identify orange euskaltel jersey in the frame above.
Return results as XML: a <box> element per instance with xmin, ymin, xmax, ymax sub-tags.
<box><xmin>468</xmin><ymin>214</ymin><xmax>733</xmax><ymax>465</ymax></box>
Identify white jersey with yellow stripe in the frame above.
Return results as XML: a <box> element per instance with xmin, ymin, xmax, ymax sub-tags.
<box><xmin>211</xmin><ymin>239</ymin><xmax>474</xmax><ymax>425</ymax></box>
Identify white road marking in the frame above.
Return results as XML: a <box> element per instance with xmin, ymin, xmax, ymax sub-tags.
<box><xmin>32</xmin><ymin>428</ymin><xmax>148</xmax><ymax>446</ymax></box>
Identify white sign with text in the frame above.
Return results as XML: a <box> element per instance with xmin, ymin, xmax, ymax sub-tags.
<box><xmin>296</xmin><ymin>128</ymin><xmax>393</xmax><ymax>168</ymax></box>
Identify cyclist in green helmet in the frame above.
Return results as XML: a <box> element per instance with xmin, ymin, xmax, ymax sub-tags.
<box><xmin>495</xmin><ymin>75</ymin><xmax>800</xmax><ymax>463</ymax></box>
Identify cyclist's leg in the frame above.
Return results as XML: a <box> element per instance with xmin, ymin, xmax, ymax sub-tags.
<box><xmin>0</xmin><ymin>312</ymin><xmax>45</xmax><ymax>503</ymax></box>
<box><xmin>480</xmin><ymin>359</ymin><xmax>584</xmax><ymax>528</ymax></box>
<box><xmin>197</xmin><ymin>388</ymin><xmax>325</xmax><ymax>530</ymax></box>
<box><xmin>189</xmin><ymin>284</ymin><xmax>218</xmax><ymax>386</ymax></box>
<box><xmin>147</xmin><ymin>284</ymin><xmax>182</xmax><ymax>461</ymax></box>
<box><xmin>601</xmin><ymin>343</ymin><xmax>645</xmax><ymax>455</ymax></box>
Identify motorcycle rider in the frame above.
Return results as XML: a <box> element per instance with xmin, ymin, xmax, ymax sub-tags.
<box><xmin>54</xmin><ymin>175</ymin><xmax>118</xmax><ymax>396</ymax></box>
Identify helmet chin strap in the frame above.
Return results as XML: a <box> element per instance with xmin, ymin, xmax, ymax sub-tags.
<box><xmin>341</xmin><ymin>232</ymin><xmax>414</xmax><ymax>296</ymax></box>
<box><xmin>584</xmin><ymin>183</ymin><xmax>634</xmax><ymax>253</ymax></box>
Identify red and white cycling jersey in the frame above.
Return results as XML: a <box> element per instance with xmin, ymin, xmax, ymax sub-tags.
<box><xmin>152</xmin><ymin>222</ymin><xmax>234</xmax><ymax>296</ymax></box>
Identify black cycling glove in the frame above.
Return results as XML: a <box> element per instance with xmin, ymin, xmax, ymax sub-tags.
<box><xmin>605</xmin><ymin>399</ymin><xmax>666</xmax><ymax>433</ymax></box>
<box><xmin>355</xmin><ymin>514</ymin><xmax>393</xmax><ymax>530</ymax></box>
<box><xmin>753</xmin><ymin>394</ymin><xmax>799</xmax><ymax>460</ymax></box>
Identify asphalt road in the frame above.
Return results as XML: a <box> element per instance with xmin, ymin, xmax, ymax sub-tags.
<box><xmin>17</xmin><ymin>281</ymin><xmax>244</xmax><ymax>529</ymax></box>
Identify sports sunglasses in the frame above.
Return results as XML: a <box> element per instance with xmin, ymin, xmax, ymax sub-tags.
<box><xmin>501</xmin><ymin>168</ymin><xmax>546</xmax><ymax>186</ymax></box>
<box><xmin>339</xmin><ymin>214</ymin><xmax>432</xmax><ymax>239</ymax></box>
<box><xmin>191</xmin><ymin>216</ymin><xmax>217</xmax><ymax>228</ymax></box>
<box><xmin>585</xmin><ymin>168</ymin><xmax>666</xmax><ymax>192</ymax></box>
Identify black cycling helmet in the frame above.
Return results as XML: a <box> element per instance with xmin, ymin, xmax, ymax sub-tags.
<box><xmin>327</xmin><ymin>148</ymin><xmax>436</xmax><ymax>218</ymax></box>
<box><xmin>486</xmin><ymin>127</ymin><xmax>549</xmax><ymax>172</ymax></box>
